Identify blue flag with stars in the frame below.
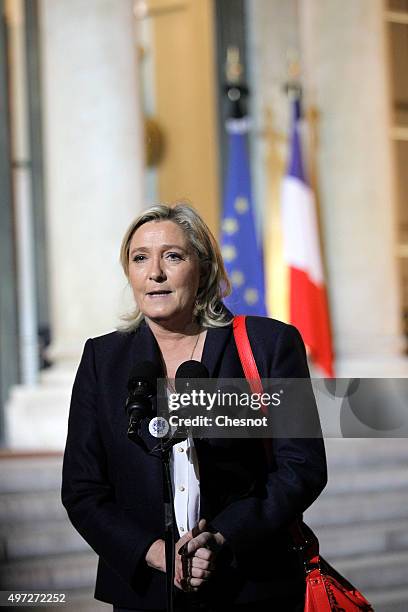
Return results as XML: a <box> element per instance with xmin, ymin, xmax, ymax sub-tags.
<box><xmin>221</xmin><ymin>118</ymin><xmax>267</xmax><ymax>316</ymax></box>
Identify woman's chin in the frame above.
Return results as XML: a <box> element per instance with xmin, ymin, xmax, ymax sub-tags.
<box><xmin>144</xmin><ymin>307</ymin><xmax>193</xmax><ymax>328</ymax></box>
<box><xmin>144</xmin><ymin>309</ymin><xmax>175</xmax><ymax>323</ymax></box>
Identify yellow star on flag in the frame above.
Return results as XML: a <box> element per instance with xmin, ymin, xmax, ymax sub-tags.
<box><xmin>231</xmin><ymin>270</ymin><xmax>245</xmax><ymax>287</ymax></box>
<box><xmin>221</xmin><ymin>244</ymin><xmax>237</xmax><ymax>262</ymax></box>
<box><xmin>222</xmin><ymin>217</ymin><xmax>239</xmax><ymax>235</ymax></box>
<box><xmin>234</xmin><ymin>197</ymin><xmax>249</xmax><ymax>214</ymax></box>
<box><xmin>244</xmin><ymin>288</ymin><xmax>259</xmax><ymax>305</ymax></box>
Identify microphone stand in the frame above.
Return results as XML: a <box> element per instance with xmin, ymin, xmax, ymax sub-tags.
<box><xmin>161</xmin><ymin>439</ymin><xmax>176</xmax><ymax>612</ymax></box>
<box><xmin>127</xmin><ymin>375</ymin><xmax>197</xmax><ymax>612</ymax></box>
<box><xmin>159</xmin><ymin>421</ymin><xmax>192</xmax><ymax>612</ymax></box>
<box><xmin>126</xmin><ymin>366</ymin><xmax>181</xmax><ymax>612</ymax></box>
<box><xmin>128</xmin><ymin>417</ymin><xmax>177</xmax><ymax>612</ymax></box>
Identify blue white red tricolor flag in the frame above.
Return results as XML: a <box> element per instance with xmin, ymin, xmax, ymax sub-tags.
<box><xmin>281</xmin><ymin>98</ymin><xmax>335</xmax><ymax>377</ymax></box>
<box><xmin>221</xmin><ymin>118</ymin><xmax>267</xmax><ymax>316</ymax></box>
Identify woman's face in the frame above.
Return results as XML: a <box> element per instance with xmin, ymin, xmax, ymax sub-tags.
<box><xmin>128</xmin><ymin>220</ymin><xmax>201</xmax><ymax>328</ymax></box>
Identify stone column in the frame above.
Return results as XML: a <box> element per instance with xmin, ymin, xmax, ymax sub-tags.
<box><xmin>41</xmin><ymin>0</ymin><xmax>144</xmax><ymax>364</ymax></box>
<box><xmin>5</xmin><ymin>0</ymin><xmax>144</xmax><ymax>448</ymax></box>
<box><xmin>246</xmin><ymin>0</ymin><xmax>298</xmax><ymax>320</ymax></box>
<box><xmin>298</xmin><ymin>0</ymin><xmax>407</xmax><ymax>376</ymax></box>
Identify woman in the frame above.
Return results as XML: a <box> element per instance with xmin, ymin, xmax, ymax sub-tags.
<box><xmin>62</xmin><ymin>203</ymin><xmax>327</xmax><ymax>611</ymax></box>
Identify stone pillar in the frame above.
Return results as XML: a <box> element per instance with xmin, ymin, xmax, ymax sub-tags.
<box><xmin>246</xmin><ymin>0</ymin><xmax>298</xmax><ymax>320</ymax></box>
<box><xmin>298</xmin><ymin>0</ymin><xmax>406</xmax><ymax>375</ymax></box>
<box><xmin>5</xmin><ymin>0</ymin><xmax>144</xmax><ymax>449</ymax></box>
<box><xmin>40</xmin><ymin>0</ymin><xmax>144</xmax><ymax>364</ymax></box>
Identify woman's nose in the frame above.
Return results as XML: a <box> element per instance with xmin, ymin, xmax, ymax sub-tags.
<box><xmin>148</xmin><ymin>257</ymin><xmax>166</xmax><ymax>281</ymax></box>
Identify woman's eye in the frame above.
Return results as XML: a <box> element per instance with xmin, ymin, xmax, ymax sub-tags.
<box><xmin>166</xmin><ymin>252</ymin><xmax>183</xmax><ymax>261</ymax></box>
<box><xmin>132</xmin><ymin>254</ymin><xmax>146</xmax><ymax>262</ymax></box>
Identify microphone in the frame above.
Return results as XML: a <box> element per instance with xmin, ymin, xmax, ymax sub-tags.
<box><xmin>147</xmin><ymin>360</ymin><xmax>211</xmax><ymax>452</ymax></box>
<box><xmin>126</xmin><ymin>361</ymin><xmax>161</xmax><ymax>441</ymax></box>
<box><xmin>159</xmin><ymin>361</ymin><xmax>210</xmax><ymax>449</ymax></box>
<box><xmin>175</xmin><ymin>360</ymin><xmax>209</xmax><ymax>393</ymax></box>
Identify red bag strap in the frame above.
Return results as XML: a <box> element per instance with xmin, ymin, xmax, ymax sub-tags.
<box><xmin>232</xmin><ymin>315</ymin><xmax>267</xmax><ymax>413</ymax></box>
<box><xmin>232</xmin><ymin>315</ymin><xmax>319</xmax><ymax>560</ymax></box>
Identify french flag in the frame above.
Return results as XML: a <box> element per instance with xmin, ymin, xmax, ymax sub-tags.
<box><xmin>281</xmin><ymin>97</ymin><xmax>335</xmax><ymax>377</ymax></box>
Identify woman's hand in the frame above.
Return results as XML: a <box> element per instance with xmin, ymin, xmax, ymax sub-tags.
<box><xmin>174</xmin><ymin>529</ymin><xmax>195</xmax><ymax>588</ymax></box>
<box><xmin>146</xmin><ymin>520</ymin><xmax>227</xmax><ymax>592</ymax></box>
<box><xmin>179</xmin><ymin>519</ymin><xmax>226</xmax><ymax>591</ymax></box>
<box><xmin>145</xmin><ymin>538</ymin><xmax>166</xmax><ymax>572</ymax></box>
<box><xmin>145</xmin><ymin>531</ymin><xmax>195</xmax><ymax>585</ymax></box>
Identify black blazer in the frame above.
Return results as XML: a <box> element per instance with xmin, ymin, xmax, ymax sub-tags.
<box><xmin>62</xmin><ymin>317</ymin><xmax>327</xmax><ymax>609</ymax></box>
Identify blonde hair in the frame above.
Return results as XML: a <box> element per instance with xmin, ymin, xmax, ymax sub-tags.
<box><xmin>119</xmin><ymin>203</ymin><xmax>232</xmax><ymax>330</ymax></box>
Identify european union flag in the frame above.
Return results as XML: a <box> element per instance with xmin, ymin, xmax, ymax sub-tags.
<box><xmin>221</xmin><ymin>118</ymin><xmax>267</xmax><ymax>316</ymax></box>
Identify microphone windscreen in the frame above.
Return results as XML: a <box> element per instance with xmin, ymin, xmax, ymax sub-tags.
<box><xmin>175</xmin><ymin>360</ymin><xmax>209</xmax><ymax>380</ymax></box>
<box><xmin>127</xmin><ymin>361</ymin><xmax>161</xmax><ymax>393</ymax></box>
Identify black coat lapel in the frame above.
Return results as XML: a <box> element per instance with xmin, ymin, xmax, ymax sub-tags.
<box><xmin>131</xmin><ymin>320</ymin><xmax>164</xmax><ymax>374</ymax></box>
<box><xmin>201</xmin><ymin>324</ymin><xmax>232</xmax><ymax>377</ymax></box>
<box><xmin>201</xmin><ymin>322</ymin><xmax>245</xmax><ymax>379</ymax></box>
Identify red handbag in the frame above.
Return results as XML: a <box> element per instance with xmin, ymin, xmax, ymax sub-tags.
<box><xmin>232</xmin><ymin>315</ymin><xmax>374</xmax><ymax>612</ymax></box>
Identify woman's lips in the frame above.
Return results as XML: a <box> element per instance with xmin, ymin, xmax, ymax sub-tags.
<box><xmin>146</xmin><ymin>291</ymin><xmax>172</xmax><ymax>298</ymax></box>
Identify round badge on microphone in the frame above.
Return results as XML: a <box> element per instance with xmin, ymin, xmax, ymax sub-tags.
<box><xmin>149</xmin><ymin>416</ymin><xmax>169</xmax><ymax>438</ymax></box>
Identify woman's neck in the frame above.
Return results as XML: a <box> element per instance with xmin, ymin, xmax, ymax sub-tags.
<box><xmin>145</xmin><ymin>316</ymin><xmax>202</xmax><ymax>344</ymax></box>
